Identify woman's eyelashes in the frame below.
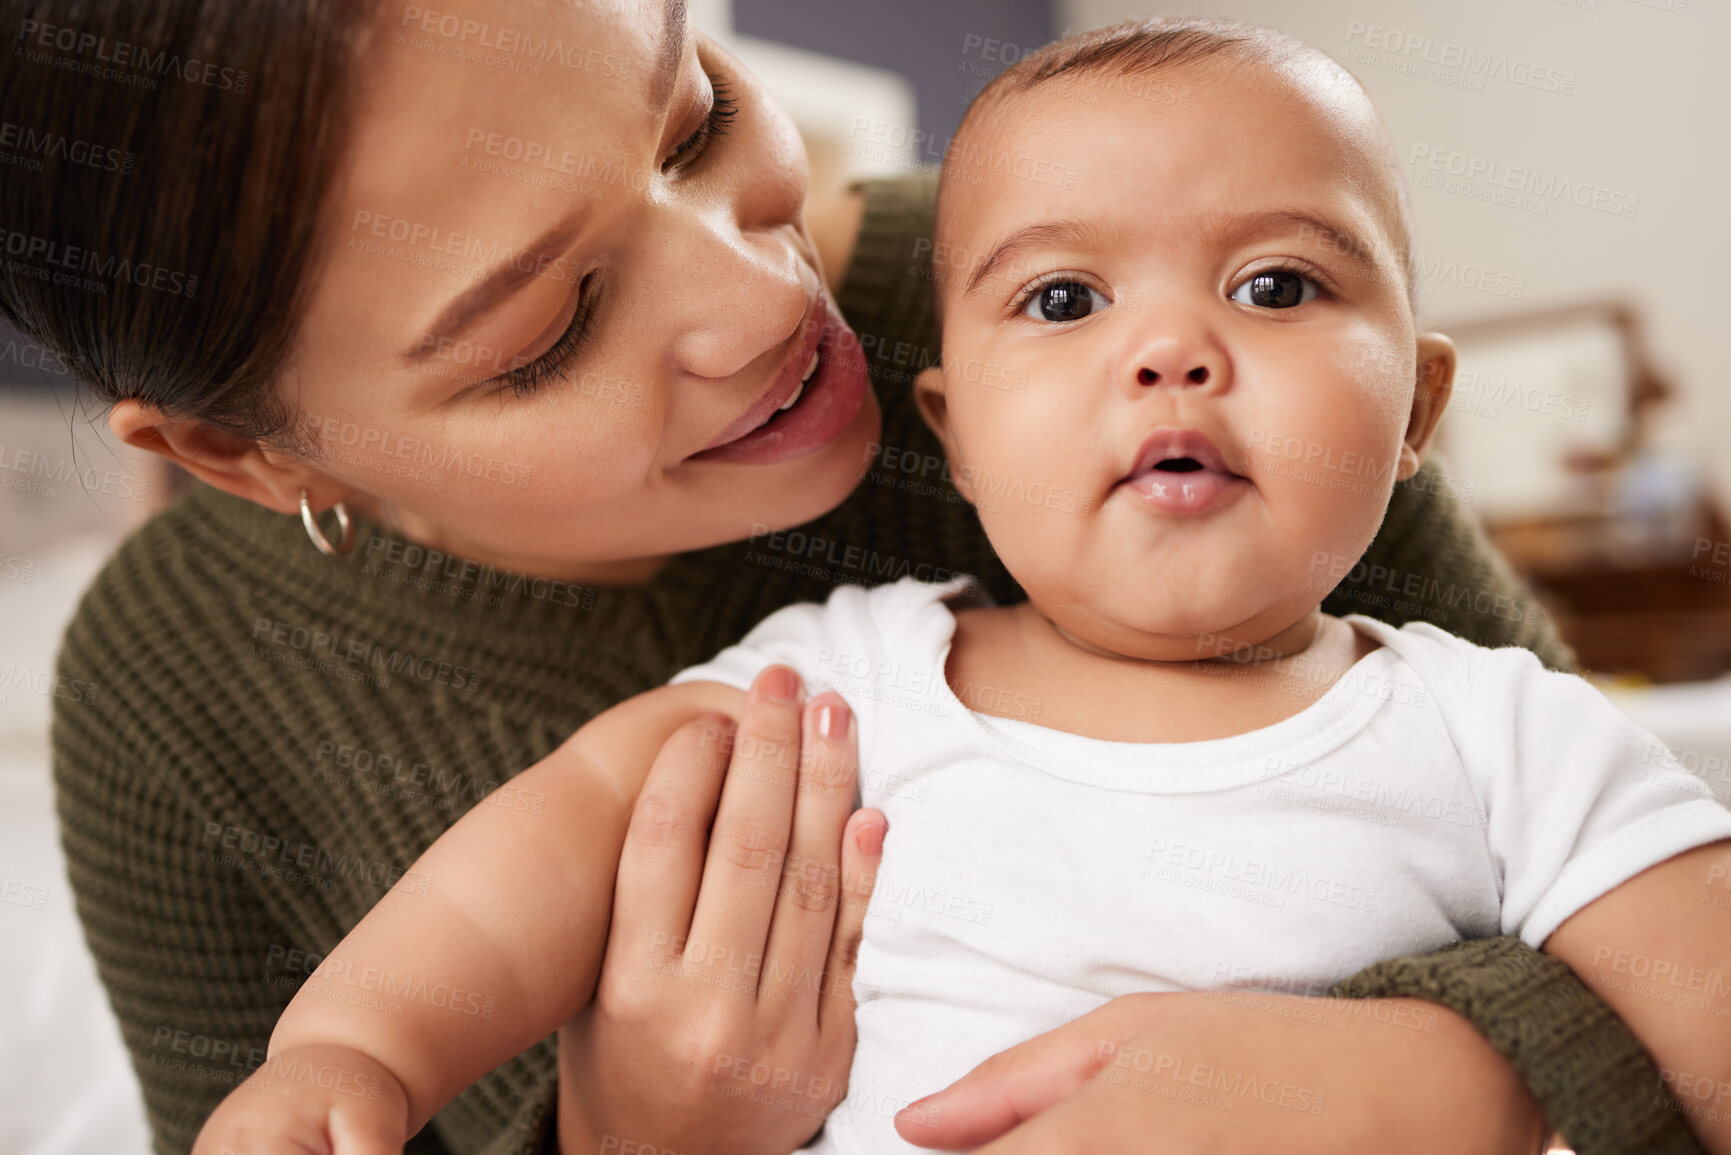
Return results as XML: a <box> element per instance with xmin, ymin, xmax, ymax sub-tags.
<box><xmin>665</xmin><ymin>76</ymin><xmax>738</xmax><ymax>172</ymax></box>
<box><xmin>491</xmin><ymin>274</ymin><xmax>600</xmax><ymax>398</ymax></box>
<box><xmin>484</xmin><ymin>71</ymin><xmax>739</xmax><ymax>398</ymax></box>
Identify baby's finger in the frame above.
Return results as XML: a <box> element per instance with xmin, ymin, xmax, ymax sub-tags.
<box><xmin>760</xmin><ymin>692</ymin><xmax>862</xmax><ymax>1020</ymax></box>
<box><xmin>817</xmin><ymin>805</ymin><xmax>887</xmax><ymax>1044</ymax></box>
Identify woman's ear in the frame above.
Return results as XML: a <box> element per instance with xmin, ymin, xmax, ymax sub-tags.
<box><xmin>1397</xmin><ymin>332</ymin><xmax>1457</xmax><ymax>482</ymax></box>
<box><xmin>109</xmin><ymin>399</ymin><xmax>349</xmax><ymax>514</ymax></box>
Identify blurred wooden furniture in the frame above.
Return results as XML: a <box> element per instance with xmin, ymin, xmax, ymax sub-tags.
<box><xmin>1489</xmin><ymin>502</ymin><xmax>1731</xmax><ymax>683</ymax></box>
<box><xmin>1443</xmin><ymin>300</ymin><xmax>1731</xmax><ymax>683</ymax></box>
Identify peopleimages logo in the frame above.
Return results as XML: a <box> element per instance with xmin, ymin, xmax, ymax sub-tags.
<box><xmin>0</xmin><ymin>120</ymin><xmax>133</xmax><ymax>173</ymax></box>
<box><xmin>247</xmin><ymin>617</ymin><xmax>483</xmax><ymax>693</ymax></box>
<box><xmin>0</xmin><ymin>228</ymin><xmax>197</xmax><ymax>297</ymax></box>
<box><xmin>15</xmin><ymin>19</ymin><xmax>250</xmax><ymax>92</ymax></box>
<box><xmin>1343</xmin><ymin>21</ymin><xmax>1576</xmax><ymax>95</ymax></box>
<box><xmin>1409</xmin><ymin>144</ymin><xmax>1639</xmax><ymax>220</ymax></box>
<box><xmin>398</xmin><ymin>6</ymin><xmax>629</xmax><ymax>77</ymax></box>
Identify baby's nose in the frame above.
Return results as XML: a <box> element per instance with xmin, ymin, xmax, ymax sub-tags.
<box><xmin>1137</xmin><ymin>365</ymin><xmax>1212</xmax><ymax>386</ymax></box>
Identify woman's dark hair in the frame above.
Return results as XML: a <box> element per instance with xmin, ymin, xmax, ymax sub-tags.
<box><xmin>0</xmin><ymin>0</ymin><xmax>378</xmax><ymax>445</ymax></box>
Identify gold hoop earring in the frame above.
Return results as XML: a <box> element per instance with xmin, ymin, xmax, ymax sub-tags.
<box><xmin>299</xmin><ymin>489</ymin><xmax>354</xmax><ymax>556</ymax></box>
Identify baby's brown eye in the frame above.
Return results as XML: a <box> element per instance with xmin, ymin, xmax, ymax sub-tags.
<box><xmin>1232</xmin><ymin>269</ymin><xmax>1317</xmax><ymax>309</ymax></box>
<box><xmin>1022</xmin><ymin>281</ymin><xmax>1107</xmax><ymax>323</ymax></box>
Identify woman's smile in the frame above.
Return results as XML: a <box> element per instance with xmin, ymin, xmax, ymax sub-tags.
<box><xmin>688</xmin><ymin>297</ymin><xmax>873</xmax><ymax>465</ymax></box>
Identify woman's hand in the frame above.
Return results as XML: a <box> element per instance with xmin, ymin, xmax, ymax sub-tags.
<box><xmin>894</xmin><ymin>991</ymin><xmax>1550</xmax><ymax>1155</ymax></box>
<box><xmin>556</xmin><ymin>665</ymin><xmax>885</xmax><ymax>1155</ymax></box>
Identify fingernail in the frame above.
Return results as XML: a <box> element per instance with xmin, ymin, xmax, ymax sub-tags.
<box><xmin>762</xmin><ymin>666</ymin><xmax>799</xmax><ymax>702</ymax></box>
<box><xmin>817</xmin><ymin>700</ymin><xmax>851</xmax><ymax>739</ymax></box>
<box><xmin>856</xmin><ymin>822</ymin><xmax>884</xmax><ymax>856</ymax></box>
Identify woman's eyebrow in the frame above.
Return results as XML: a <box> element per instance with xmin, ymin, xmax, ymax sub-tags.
<box><xmin>401</xmin><ymin>213</ymin><xmax>586</xmax><ymax>364</ymax></box>
<box><xmin>402</xmin><ymin>0</ymin><xmax>689</xmax><ymax>365</ymax></box>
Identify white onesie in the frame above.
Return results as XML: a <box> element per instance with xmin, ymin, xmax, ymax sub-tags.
<box><xmin>670</xmin><ymin>574</ymin><xmax>1731</xmax><ymax>1154</ymax></box>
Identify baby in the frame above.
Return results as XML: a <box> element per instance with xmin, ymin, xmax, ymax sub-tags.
<box><xmin>195</xmin><ymin>16</ymin><xmax>1731</xmax><ymax>1155</ymax></box>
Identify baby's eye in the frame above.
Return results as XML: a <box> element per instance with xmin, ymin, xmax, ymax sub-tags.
<box><xmin>1021</xmin><ymin>281</ymin><xmax>1109</xmax><ymax>323</ymax></box>
<box><xmin>1230</xmin><ymin>269</ymin><xmax>1318</xmax><ymax>309</ymax></box>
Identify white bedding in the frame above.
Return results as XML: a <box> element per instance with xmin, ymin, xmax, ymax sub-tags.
<box><xmin>0</xmin><ymin>533</ymin><xmax>150</xmax><ymax>1155</ymax></box>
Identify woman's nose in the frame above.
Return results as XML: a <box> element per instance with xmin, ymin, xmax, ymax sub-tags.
<box><xmin>665</xmin><ymin>226</ymin><xmax>810</xmax><ymax>381</ymax></box>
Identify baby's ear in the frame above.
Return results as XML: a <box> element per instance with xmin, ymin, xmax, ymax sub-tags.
<box><xmin>913</xmin><ymin>365</ymin><xmax>973</xmax><ymax>504</ymax></box>
<box><xmin>1398</xmin><ymin>333</ymin><xmax>1457</xmax><ymax>481</ymax></box>
<box><xmin>913</xmin><ymin>365</ymin><xmax>952</xmax><ymax>447</ymax></box>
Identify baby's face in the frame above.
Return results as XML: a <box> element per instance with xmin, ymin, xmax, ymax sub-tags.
<box><xmin>918</xmin><ymin>56</ymin><xmax>1453</xmax><ymax>661</ymax></box>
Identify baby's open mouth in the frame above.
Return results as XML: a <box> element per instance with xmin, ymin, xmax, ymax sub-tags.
<box><xmin>1119</xmin><ymin>428</ymin><xmax>1241</xmax><ymax>484</ymax></box>
<box><xmin>1118</xmin><ymin>428</ymin><xmax>1249</xmax><ymax>515</ymax></box>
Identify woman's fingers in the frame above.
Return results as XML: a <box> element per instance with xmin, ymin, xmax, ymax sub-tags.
<box><xmin>608</xmin><ymin>712</ymin><xmax>734</xmax><ymax>970</ymax></box>
<box><xmin>892</xmin><ymin>1009</ymin><xmax>1114</xmax><ymax>1149</ymax></box>
<box><xmin>686</xmin><ymin>665</ymin><xmax>806</xmax><ymax>975</ymax></box>
<box><xmin>760</xmin><ymin>692</ymin><xmax>863</xmax><ymax>1016</ymax></box>
<box><xmin>816</xmin><ymin>805</ymin><xmax>886</xmax><ymax>1043</ymax></box>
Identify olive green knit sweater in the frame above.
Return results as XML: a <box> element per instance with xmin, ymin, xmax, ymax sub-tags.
<box><xmin>52</xmin><ymin>173</ymin><xmax>1701</xmax><ymax>1155</ymax></box>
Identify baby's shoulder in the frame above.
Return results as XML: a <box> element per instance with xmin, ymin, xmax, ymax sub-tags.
<box><xmin>800</xmin><ymin>572</ymin><xmax>986</xmax><ymax>642</ymax></box>
<box><xmin>1340</xmin><ymin>613</ymin><xmax>1607</xmax><ymax>729</ymax></box>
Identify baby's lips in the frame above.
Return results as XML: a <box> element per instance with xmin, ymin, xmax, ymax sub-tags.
<box><xmin>1121</xmin><ymin>425</ymin><xmax>1241</xmax><ymax>485</ymax></box>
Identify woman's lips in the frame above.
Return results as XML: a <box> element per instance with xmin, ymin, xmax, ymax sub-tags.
<box><xmin>686</xmin><ymin>302</ymin><xmax>871</xmax><ymax>466</ymax></box>
<box><xmin>698</xmin><ymin>294</ymin><xmax>827</xmax><ymax>452</ymax></box>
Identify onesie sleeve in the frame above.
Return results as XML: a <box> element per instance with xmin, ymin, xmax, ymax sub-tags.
<box><xmin>1440</xmin><ymin>634</ymin><xmax>1731</xmax><ymax>947</ymax></box>
<box><xmin>668</xmin><ymin>574</ymin><xmax>978</xmax><ymax>775</ymax></box>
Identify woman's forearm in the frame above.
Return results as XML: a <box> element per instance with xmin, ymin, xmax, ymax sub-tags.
<box><xmin>1330</xmin><ymin>936</ymin><xmax>1705</xmax><ymax>1154</ymax></box>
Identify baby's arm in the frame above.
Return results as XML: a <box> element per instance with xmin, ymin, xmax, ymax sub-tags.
<box><xmin>1544</xmin><ymin>839</ymin><xmax>1731</xmax><ymax>1155</ymax></box>
<box><xmin>193</xmin><ymin>676</ymin><xmax>749</xmax><ymax>1153</ymax></box>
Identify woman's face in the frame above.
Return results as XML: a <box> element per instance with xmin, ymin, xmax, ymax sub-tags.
<box><xmin>284</xmin><ymin>0</ymin><xmax>879</xmax><ymax>580</ymax></box>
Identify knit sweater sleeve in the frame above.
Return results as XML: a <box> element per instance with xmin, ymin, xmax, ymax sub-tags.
<box><xmin>1323</xmin><ymin>451</ymin><xmax>1577</xmax><ymax>671</ymax></box>
<box><xmin>50</xmin><ymin>538</ymin><xmax>559</xmax><ymax>1155</ymax></box>
<box><xmin>847</xmin><ymin>171</ymin><xmax>1689</xmax><ymax>1155</ymax></box>
<box><xmin>52</xmin><ymin>590</ymin><xmax>304</xmax><ymax>1154</ymax></box>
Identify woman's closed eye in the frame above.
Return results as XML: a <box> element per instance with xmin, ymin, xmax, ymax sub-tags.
<box><xmin>1018</xmin><ymin>277</ymin><xmax>1111</xmax><ymax>324</ymax></box>
<box><xmin>665</xmin><ymin>76</ymin><xmax>738</xmax><ymax>173</ymax></box>
<box><xmin>486</xmin><ymin>273</ymin><xmax>601</xmax><ymax>399</ymax></box>
<box><xmin>484</xmin><ymin>73</ymin><xmax>740</xmax><ymax>399</ymax></box>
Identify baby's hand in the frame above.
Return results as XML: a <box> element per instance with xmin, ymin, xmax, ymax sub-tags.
<box><xmin>191</xmin><ymin>1042</ymin><xmax>411</xmax><ymax>1155</ymax></box>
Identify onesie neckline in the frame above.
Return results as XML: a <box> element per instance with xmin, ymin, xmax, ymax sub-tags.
<box><xmin>913</xmin><ymin>588</ymin><xmax>1411</xmax><ymax>795</ymax></box>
